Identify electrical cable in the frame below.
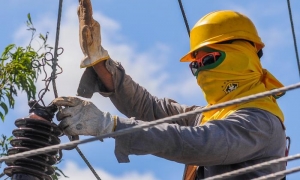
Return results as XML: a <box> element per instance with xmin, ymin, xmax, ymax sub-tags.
<box><xmin>253</xmin><ymin>166</ymin><xmax>300</xmax><ymax>180</ymax></box>
<box><xmin>287</xmin><ymin>0</ymin><xmax>300</xmax><ymax>79</ymax></box>
<box><xmin>2</xmin><ymin>1</ymin><xmax>299</xmax><ymax>180</ymax></box>
<box><xmin>204</xmin><ymin>153</ymin><xmax>300</xmax><ymax>180</ymax></box>
<box><xmin>177</xmin><ymin>0</ymin><xmax>190</xmax><ymax>37</ymax></box>
<box><xmin>44</xmin><ymin>0</ymin><xmax>102</xmax><ymax>179</ymax></box>
<box><xmin>1</xmin><ymin>81</ymin><xmax>300</xmax><ymax>164</ymax></box>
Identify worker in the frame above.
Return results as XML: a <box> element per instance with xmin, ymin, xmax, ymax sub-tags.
<box><xmin>53</xmin><ymin>0</ymin><xmax>287</xmax><ymax>179</ymax></box>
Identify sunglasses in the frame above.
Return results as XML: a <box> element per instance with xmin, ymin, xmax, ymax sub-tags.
<box><xmin>189</xmin><ymin>51</ymin><xmax>221</xmax><ymax>76</ymax></box>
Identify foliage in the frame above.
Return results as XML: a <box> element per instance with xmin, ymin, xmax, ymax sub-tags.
<box><xmin>51</xmin><ymin>160</ymin><xmax>69</xmax><ymax>180</ymax></box>
<box><xmin>0</xmin><ymin>14</ymin><xmax>68</xmax><ymax>179</ymax></box>
<box><xmin>0</xmin><ymin>135</ymin><xmax>13</xmax><ymax>179</ymax></box>
<box><xmin>0</xmin><ymin>134</ymin><xmax>12</xmax><ymax>157</ymax></box>
<box><xmin>0</xmin><ymin>13</ymin><xmax>49</xmax><ymax>122</ymax></box>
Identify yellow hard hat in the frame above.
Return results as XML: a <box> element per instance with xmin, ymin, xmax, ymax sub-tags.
<box><xmin>180</xmin><ymin>10</ymin><xmax>265</xmax><ymax>62</ymax></box>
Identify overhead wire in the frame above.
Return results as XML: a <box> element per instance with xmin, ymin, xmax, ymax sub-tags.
<box><xmin>3</xmin><ymin>1</ymin><xmax>192</xmax><ymax>180</ymax></box>
<box><xmin>204</xmin><ymin>153</ymin><xmax>300</xmax><ymax>180</ymax></box>
<box><xmin>205</xmin><ymin>1</ymin><xmax>300</xmax><ymax>179</ymax></box>
<box><xmin>1</xmin><ymin>1</ymin><xmax>298</xmax><ymax>180</ymax></box>
<box><xmin>42</xmin><ymin>0</ymin><xmax>102</xmax><ymax>179</ymax></box>
<box><xmin>51</xmin><ymin>0</ymin><xmax>63</xmax><ymax>98</ymax></box>
<box><xmin>1</xmin><ymin>81</ymin><xmax>300</xmax><ymax>164</ymax></box>
<box><xmin>35</xmin><ymin>0</ymin><xmax>300</xmax><ymax>178</ymax></box>
<box><xmin>253</xmin><ymin>166</ymin><xmax>300</xmax><ymax>180</ymax></box>
<box><xmin>177</xmin><ymin>0</ymin><xmax>190</xmax><ymax>37</ymax></box>
<box><xmin>175</xmin><ymin>1</ymin><xmax>299</xmax><ymax>179</ymax></box>
<box><xmin>56</xmin><ymin>1</ymin><xmax>299</xmax><ymax>179</ymax></box>
<box><xmin>287</xmin><ymin>0</ymin><xmax>300</xmax><ymax>79</ymax></box>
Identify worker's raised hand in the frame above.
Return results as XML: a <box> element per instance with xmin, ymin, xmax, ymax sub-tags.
<box><xmin>52</xmin><ymin>96</ymin><xmax>116</xmax><ymax>136</ymax></box>
<box><xmin>78</xmin><ymin>0</ymin><xmax>109</xmax><ymax>68</ymax></box>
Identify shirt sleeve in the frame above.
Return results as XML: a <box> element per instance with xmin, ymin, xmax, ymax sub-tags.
<box><xmin>114</xmin><ymin>108</ymin><xmax>286</xmax><ymax>168</ymax></box>
<box><xmin>78</xmin><ymin>59</ymin><xmax>202</xmax><ymax>126</ymax></box>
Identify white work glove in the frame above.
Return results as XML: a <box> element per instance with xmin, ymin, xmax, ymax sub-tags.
<box><xmin>52</xmin><ymin>96</ymin><xmax>117</xmax><ymax>136</ymax></box>
<box><xmin>78</xmin><ymin>0</ymin><xmax>109</xmax><ymax>68</ymax></box>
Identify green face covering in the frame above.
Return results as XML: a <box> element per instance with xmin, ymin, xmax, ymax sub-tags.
<box><xmin>197</xmin><ymin>40</ymin><xmax>284</xmax><ymax>124</ymax></box>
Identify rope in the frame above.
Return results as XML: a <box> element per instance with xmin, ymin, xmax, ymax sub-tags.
<box><xmin>50</xmin><ymin>0</ymin><xmax>101</xmax><ymax>179</ymax></box>
<box><xmin>287</xmin><ymin>0</ymin><xmax>300</xmax><ymax>79</ymax></box>
<box><xmin>1</xmin><ymin>81</ymin><xmax>300</xmax><ymax>164</ymax></box>
<box><xmin>177</xmin><ymin>0</ymin><xmax>190</xmax><ymax>37</ymax></box>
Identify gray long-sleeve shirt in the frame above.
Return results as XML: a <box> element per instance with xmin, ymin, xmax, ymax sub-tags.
<box><xmin>77</xmin><ymin>59</ymin><xmax>286</xmax><ymax>180</ymax></box>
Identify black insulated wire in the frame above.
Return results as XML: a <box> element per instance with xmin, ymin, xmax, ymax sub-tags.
<box><xmin>50</xmin><ymin>0</ymin><xmax>101</xmax><ymax>179</ymax></box>
<box><xmin>51</xmin><ymin>0</ymin><xmax>63</xmax><ymax>98</ymax></box>
<box><xmin>287</xmin><ymin>0</ymin><xmax>300</xmax><ymax>79</ymax></box>
<box><xmin>177</xmin><ymin>0</ymin><xmax>190</xmax><ymax>37</ymax></box>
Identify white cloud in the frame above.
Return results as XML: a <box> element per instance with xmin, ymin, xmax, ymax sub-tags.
<box><xmin>12</xmin><ymin>0</ymin><xmax>199</xmax><ymax>115</ymax></box>
<box><xmin>59</xmin><ymin>161</ymin><xmax>158</xmax><ymax>180</ymax></box>
<box><xmin>13</xmin><ymin>1</ymin><xmax>296</xmax><ymax>115</ymax></box>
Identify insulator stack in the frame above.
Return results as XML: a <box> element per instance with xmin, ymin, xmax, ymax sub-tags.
<box><xmin>3</xmin><ymin>100</ymin><xmax>63</xmax><ymax>180</ymax></box>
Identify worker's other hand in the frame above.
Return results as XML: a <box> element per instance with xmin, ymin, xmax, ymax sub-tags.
<box><xmin>78</xmin><ymin>0</ymin><xmax>109</xmax><ymax>68</ymax></box>
<box><xmin>52</xmin><ymin>96</ymin><xmax>116</xmax><ymax>136</ymax></box>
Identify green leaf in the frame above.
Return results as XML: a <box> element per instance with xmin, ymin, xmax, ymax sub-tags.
<box><xmin>0</xmin><ymin>102</ymin><xmax>8</xmax><ymax>115</ymax></box>
<box><xmin>3</xmin><ymin>44</ymin><xmax>15</xmax><ymax>53</ymax></box>
<box><xmin>0</xmin><ymin>112</ymin><xmax>4</xmax><ymax>122</ymax></box>
<box><xmin>6</xmin><ymin>136</ymin><xmax>13</xmax><ymax>141</ymax></box>
<box><xmin>1</xmin><ymin>44</ymin><xmax>15</xmax><ymax>62</ymax></box>
<box><xmin>0</xmin><ymin>14</ymin><xmax>51</xmax><ymax>125</ymax></box>
<box><xmin>27</xmin><ymin>27</ymin><xmax>36</xmax><ymax>32</ymax></box>
<box><xmin>27</xmin><ymin>13</ymin><xmax>32</xmax><ymax>25</ymax></box>
<box><xmin>39</xmin><ymin>34</ymin><xmax>46</xmax><ymax>41</ymax></box>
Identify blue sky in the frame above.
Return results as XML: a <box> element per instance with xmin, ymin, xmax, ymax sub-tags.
<box><xmin>1</xmin><ymin>0</ymin><xmax>300</xmax><ymax>179</ymax></box>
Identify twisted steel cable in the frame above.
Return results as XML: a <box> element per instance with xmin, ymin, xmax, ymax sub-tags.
<box><xmin>30</xmin><ymin>0</ymin><xmax>102</xmax><ymax>179</ymax></box>
<box><xmin>253</xmin><ymin>166</ymin><xmax>300</xmax><ymax>180</ymax></box>
<box><xmin>1</xmin><ymin>1</ymin><xmax>299</xmax><ymax>179</ymax></box>
<box><xmin>253</xmin><ymin>167</ymin><xmax>300</xmax><ymax>180</ymax></box>
<box><xmin>51</xmin><ymin>0</ymin><xmax>63</xmax><ymax>98</ymax></box>
<box><xmin>206</xmin><ymin>1</ymin><xmax>300</xmax><ymax>179</ymax></box>
<box><xmin>1</xmin><ymin>81</ymin><xmax>300</xmax><ymax>165</ymax></box>
<box><xmin>204</xmin><ymin>153</ymin><xmax>300</xmax><ymax>180</ymax></box>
